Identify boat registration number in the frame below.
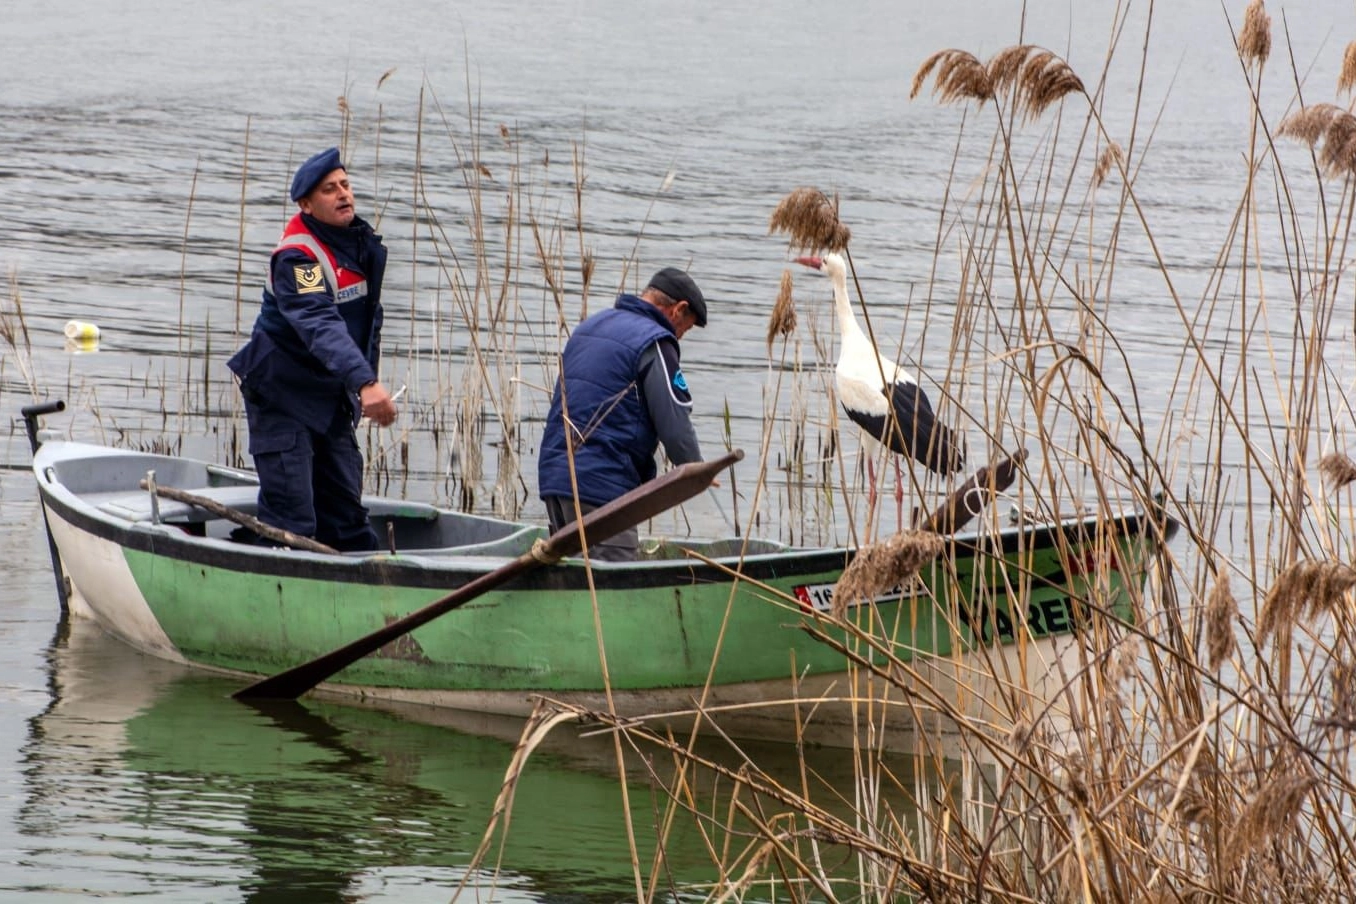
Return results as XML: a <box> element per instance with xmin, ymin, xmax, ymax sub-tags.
<box><xmin>792</xmin><ymin>579</ymin><xmax>925</xmax><ymax>613</ymax></box>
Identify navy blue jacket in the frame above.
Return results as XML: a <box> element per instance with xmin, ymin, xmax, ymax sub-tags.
<box><xmin>539</xmin><ymin>294</ymin><xmax>699</xmax><ymax>506</ymax></box>
<box><xmin>227</xmin><ymin>213</ymin><xmax>386</xmax><ymax>442</ymax></box>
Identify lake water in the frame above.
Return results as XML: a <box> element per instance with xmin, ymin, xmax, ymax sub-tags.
<box><xmin>3</xmin><ymin>0</ymin><xmax>1356</xmax><ymax>899</ymax></box>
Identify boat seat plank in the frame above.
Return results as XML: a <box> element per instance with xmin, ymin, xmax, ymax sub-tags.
<box><xmin>97</xmin><ymin>484</ymin><xmax>444</xmax><ymax>525</ymax></box>
<box><xmin>98</xmin><ymin>485</ymin><xmax>261</xmax><ymax>523</ymax></box>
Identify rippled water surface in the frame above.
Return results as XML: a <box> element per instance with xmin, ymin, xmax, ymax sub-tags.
<box><xmin>3</xmin><ymin>0</ymin><xmax>1356</xmax><ymax>898</ymax></box>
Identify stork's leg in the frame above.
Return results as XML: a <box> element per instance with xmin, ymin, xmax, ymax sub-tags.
<box><xmin>894</xmin><ymin>454</ymin><xmax>904</xmax><ymax>533</ymax></box>
<box><xmin>866</xmin><ymin>454</ymin><xmax>879</xmax><ymax>529</ymax></box>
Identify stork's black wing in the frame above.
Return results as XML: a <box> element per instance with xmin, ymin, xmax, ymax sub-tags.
<box><xmin>847</xmin><ymin>380</ymin><xmax>965</xmax><ymax>475</ymax></box>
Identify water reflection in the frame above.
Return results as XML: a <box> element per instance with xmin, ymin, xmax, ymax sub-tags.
<box><xmin>16</xmin><ymin>617</ymin><xmax>705</xmax><ymax>901</ymax></box>
<box><xmin>16</xmin><ymin>614</ymin><xmax>991</xmax><ymax>901</ymax></box>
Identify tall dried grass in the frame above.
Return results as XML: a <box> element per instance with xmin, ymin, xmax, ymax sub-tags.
<box><xmin>461</xmin><ymin>18</ymin><xmax>1356</xmax><ymax>904</ymax></box>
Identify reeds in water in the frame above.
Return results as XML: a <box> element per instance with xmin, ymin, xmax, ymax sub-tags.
<box><xmin>465</xmin><ymin>20</ymin><xmax>1356</xmax><ymax>904</ymax></box>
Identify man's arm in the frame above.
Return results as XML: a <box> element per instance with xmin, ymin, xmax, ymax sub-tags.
<box><xmin>271</xmin><ymin>249</ymin><xmax>376</xmax><ymax>392</ymax></box>
<box><xmin>637</xmin><ymin>340</ymin><xmax>702</xmax><ymax>464</ymax></box>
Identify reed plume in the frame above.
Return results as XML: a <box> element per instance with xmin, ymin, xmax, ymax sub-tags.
<box><xmin>1107</xmin><ymin>635</ymin><xmax>1140</xmax><ymax>685</ymax></box>
<box><xmin>831</xmin><ymin>530</ymin><xmax>944</xmax><ymax>617</ymax></box>
<box><xmin>985</xmin><ymin>45</ymin><xmax>1084</xmax><ymax>122</ymax></box>
<box><xmin>1278</xmin><ymin>104</ymin><xmax>1356</xmax><ymax>178</ymax></box>
<box><xmin>1205</xmin><ymin>571</ymin><xmax>1238</xmax><ymax>669</ymax></box>
<box><xmin>766</xmin><ymin>269</ymin><xmax>797</xmax><ymax>350</ymax></box>
<box><xmin>910</xmin><ymin>49</ymin><xmax>992</xmax><ymax>104</ymax></box>
<box><xmin>1102</xmin><ymin>635</ymin><xmax>1140</xmax><ymax>710</ymax></box>
<box><xmin>1341</xmin><ymin>42</ymin><xmax>1356</xmax><ymax>96</ymax></box>
<box><xmin>1226</xmin><ymin>772</ymin><xmax>1316</xmax><ymax>863</ymax></box>
<box><xmin>1177</xmin><ymin>757</ymin><xmax>1227</xmax><ymax>827</ymax></box>
<box><xmin>913</xmin><ymin>45</ymin><xmax>1083</xmax><ymax>122</ymax></box>
<box><xmin>1318</xmin><ymin>660</ymin><xmax>1356</xmax><ymax>731</ymax></box>
<box><xmin>1093</xmin><ymin>142</ymin><xmax>1125</xmax><ymax>189</ymax></box>
<box><xmin>768</xmin><ymin>187</ymin><xmax>851</xmax><ymax>253</ymax></box>
<box><xmin>1061</xmin><ymin>750</ymin><xmax>1091</xmax><ymax>806</ymax></box>
<box><xmin>1319</xmin><ymin>452</ymin><xmax>1356</xmax><ymax>489</ymax></box>
<box><xmin>1257</xmin><ymin>560</ymin><xmax>1356</xmax><ymax>649</ymax></box>
<box><xmin>580</xmin><ymin>250</ymin><xmax>596</xmax><ymax>290</ymax></box>
<box><xmin>1007</xmin><ymin>716</ymin><xmax>1034</xmax><ymax>750</ymax></box>
<box><xmin>1239</xmin><ymin>0</ymin><xmax>1272</xmax><ymax>66</ymax></box>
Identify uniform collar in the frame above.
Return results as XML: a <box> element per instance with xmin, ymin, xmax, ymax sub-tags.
<box><xmin>614</xmin><ymin>293</ymin><xmax>676</xmax><ymax>336</ymax></box>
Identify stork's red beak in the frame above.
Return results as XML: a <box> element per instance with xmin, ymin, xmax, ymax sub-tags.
<box><xmin>794</xmin><ymin>256</ymin><xmax>823</xmax><ymax>269</ymax></box>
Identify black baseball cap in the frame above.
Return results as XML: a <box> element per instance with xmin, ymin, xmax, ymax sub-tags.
<box><xmin>646</xmin><ymin>267</ymin><xmax>708</xmax><ymax>327</ymax></box>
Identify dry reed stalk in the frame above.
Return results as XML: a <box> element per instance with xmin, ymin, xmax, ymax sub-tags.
<box><xmin>492</xmin><ymin>366</ymin><xmax>522</xmax><ymax>519</ymax></box>
<box><xmin>1256</xmin><ymin>560</ymin><xmax>1356</xmax><ymax>649</ymax></box>
<box><xmin>1239</xmin><ymin>0</ymin><xmax>1272</xmax><ymax>66</ymax></box>
<box><xmin>1093</xmin><ymin>142</ymin><xmax>1125</xmax><ymax>189</ymax></box>
<box><xmin>1341</xmin><ymin>42</ymin><xmax>1356</xmax><ymax>96</ymax></box>
<box><xmin>1319</xmin><ymin>452</ymin><xmax>1356</xmax><ymax>489</ymax></box>
<box><xmin>2</xmin><ymin>270</ymin><xmax>37</xmax><ymax>398</ymax></box>
<box><xmin>831</xmin><ymin>530</ymin><xmax>943</xmax><ymax>617</ymax></box>
<box><xmin>910</xmin><ymin>49</ymin><xmax>992</xmax><ymax>104</ymax></box>
<box><xmin>453</xmin><ymin>700</ymin><xmax>588</xmax><ymax>899</ymax></box>
<box><xmin>1278</xmin><ymin>104</ymin><xmax>1356</xmax><ymax>178</ymax></box>
<box><xmin>766</xmin><ymin>269</ymin><xmax>798</xmax><ymax>350</ymax></box>
<box><xmin>1205</xmin><ymin>571</ymin><xmax>1238</xmax><ymax>670</ymax></box>
<box><xmin>768</xmin><ymin>187</ymin><xmax>851</xmax><ymax>253</ymax></box>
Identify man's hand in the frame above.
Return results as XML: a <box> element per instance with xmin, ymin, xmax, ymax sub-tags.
<box><xmin>359</xmin><ymin>381</ymin><xmax>398</xmax><ymax>427</ymax></box>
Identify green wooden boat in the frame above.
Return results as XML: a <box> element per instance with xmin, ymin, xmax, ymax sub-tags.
<box><xmin>30</xmin><ymin>429</ymin><xmax>1177</xmax><ymax>747</ymax></box>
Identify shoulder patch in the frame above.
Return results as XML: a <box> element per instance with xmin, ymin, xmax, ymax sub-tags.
<box><xmin>672</xmin><ymin>369</ymin><xmax>689</xmax><ymax>393</ymax></box>
<box><xmin>294</xmin><ymin>263</ymin><xmax>325</xmax><ymax>294</ymax></box>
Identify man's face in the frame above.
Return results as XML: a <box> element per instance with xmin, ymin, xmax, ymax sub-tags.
<box><xmin>298</xmin><ymin>167</ymin><xmax>354</xmax><ymax>227</ymax></box>
<box><xmin>663</xmin><ymin>299</ymin><xmax>698</xmax><ymax>339</ymax></box>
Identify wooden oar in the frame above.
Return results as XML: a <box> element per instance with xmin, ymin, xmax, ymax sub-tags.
<box><xmin>916</xmin><ymin>448</ymin><xmax>1028</xmax><ymax>535</ymax></box>
<box><xmin>234</xmin><ymin>448</ymin><xmax>744</xmax><ymax>701</ymax></box>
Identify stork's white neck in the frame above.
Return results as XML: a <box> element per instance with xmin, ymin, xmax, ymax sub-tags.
<box><xmin>828</xmin><ymin>263</ymin><xmax>867</xmax><ymax>346</ymax></box>
<box><xmin>826</xmin><ymin>259</ymin><xmax>910</xmax><ymax>388</ymax></box>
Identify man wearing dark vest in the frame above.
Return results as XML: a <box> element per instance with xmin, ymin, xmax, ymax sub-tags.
<box><xmin>227</xmin><ymin>146</ymin><xmax>398</xmax><ymax>551</ymax></box>
<box><xmin>538</xmin><ymin>267</ymin><xmax>710</xmax><ymax>561</ymax></box>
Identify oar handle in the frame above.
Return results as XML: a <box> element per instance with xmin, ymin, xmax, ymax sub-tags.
<box><xmin>22</xmin><ymin>399</ymin><xmax>70</xmax><ymax>612</ymax></box>
<box><xmin>542</xmin><ymin>449</ymin><xmax>744</xmax><ymax>560</ymax></box>
<box><xmin>917</xmin><ymin>448</ymin><xmax>1028</xmax><ymax>535</ymax></box>
<box><xmin>21</xmin><ymin>399</ymin><xmax>65</xmax><ymax>455</ymax></box>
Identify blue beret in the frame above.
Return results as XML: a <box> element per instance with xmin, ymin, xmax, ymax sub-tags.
<box><xmin>290</xmin><ymin>147</ymin><xmax>345</xmax><ymax>202</ymax></box>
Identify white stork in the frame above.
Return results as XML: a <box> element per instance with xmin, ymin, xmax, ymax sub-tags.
<box><xmin>795</xmin><ymin>253</ymin><xmax>965</xmax><ymax>498</ymax></box>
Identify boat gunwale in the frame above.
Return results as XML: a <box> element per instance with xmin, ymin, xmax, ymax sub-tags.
<box><xmin>33</xmin><ymin>441</ymin><xmax>1173</xmax><ymax>595</ymax></box>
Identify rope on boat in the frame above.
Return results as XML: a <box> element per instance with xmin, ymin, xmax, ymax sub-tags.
<box><xmin>529</xmin><ymin>537</ymin><xmax>562</xmax><ymax>565</ymax></box>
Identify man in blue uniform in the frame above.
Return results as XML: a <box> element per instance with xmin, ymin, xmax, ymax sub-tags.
<box><xmin>538</xmin><ymin>267</ymin><xmax>710</xmax><ymax>561</ymax></box>
<box><xmin>227</xmin><ymin>147</ymin><xmax>398</xmax><ymax>551</ymax></box>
